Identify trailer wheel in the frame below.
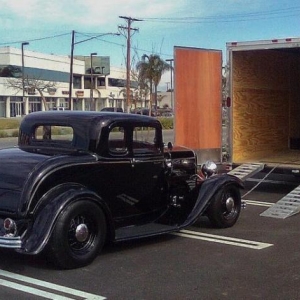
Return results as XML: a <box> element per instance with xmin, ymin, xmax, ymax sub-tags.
<box><xmin>207</xmin><ymin>185</ymin><xmax>241</xmax><ymax>228</ymax></box>
<box><xmin>47</xmin><ymin>200</ymin><xmax>106</xmax><ymax>269</ymax></box>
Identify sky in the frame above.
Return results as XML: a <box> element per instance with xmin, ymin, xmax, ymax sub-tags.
<box><xmin>1</xmin><ymin>0</ymin><xmax>300</xmax><ymax>90</ymax></box>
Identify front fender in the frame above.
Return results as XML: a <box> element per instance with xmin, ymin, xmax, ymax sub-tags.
<box><xmin>19</xmin><ymin>183</ymin><xmax>111</xmax><ymax>254</ymax></box>
<box><xmin>181</xmin><ymin>174</ymin><xmax>244</xmax><ymax>228</ymax></box>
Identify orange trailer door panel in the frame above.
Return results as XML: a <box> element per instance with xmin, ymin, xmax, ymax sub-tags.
<box><xmin>174</xmin><ymin>46</ymin><xmax>222</xmax><ymax>163</ymax></box>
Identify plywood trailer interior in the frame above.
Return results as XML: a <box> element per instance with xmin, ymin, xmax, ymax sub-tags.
<box><xmin>232</xmin><ymin>48</ymin><xmax>300</xmax><ymax>167</ymax></box>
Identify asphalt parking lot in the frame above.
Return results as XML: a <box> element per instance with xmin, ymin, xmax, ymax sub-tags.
<box><xmin>0</xmin><ymin>178</ymin><xmax>299</xmax><ymax>299</ymax></box>
<box><xmin>1</xmin><ymin>137</ymin><xmax>300</xmax><ymax>299</ymax></box>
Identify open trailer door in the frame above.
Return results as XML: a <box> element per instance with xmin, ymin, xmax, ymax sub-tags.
<box><xmin>174</xmin><ymin>46</ymin><xmax>222</xmax><ymax>164</ymax></box>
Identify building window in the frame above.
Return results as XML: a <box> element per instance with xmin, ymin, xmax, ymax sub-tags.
<box><xmin>73</xmin><ymin>75</ymin><xmax>82</xmax><ymax>89</ymax></box>
<box><xmin>97</xmin><ymin>77</ymin><xmax>105</xmax><ymax>87</ymax></box>
<box><xmin>108</xmin><ymin>78</ymin><xmax>137</xmax><ymax>88</ymax></box>
<box><xmin>0</xmin><ymin>65</ymin><xmax>69</xmax><ymax>82</ymax></box>
<box><xmin>108</xmin><ymin>78</ymin><xmax>124</xmax><ymax>87</ymax></box>
<box><xmin>0</xmin><ymin>65</ymin><xmax>21</xmax><ymax>78</ymax></box>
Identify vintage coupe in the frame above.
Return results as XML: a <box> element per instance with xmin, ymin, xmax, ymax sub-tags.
<box><xmin>0</xmin><ymin>111</ymin><xmax>243</xmax><ymax>269</ymax></box>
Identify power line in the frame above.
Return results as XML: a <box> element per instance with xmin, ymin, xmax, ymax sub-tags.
<box><xmin>139</xmin><ymin>6</ymin><xmax>300</xmax><ymax>23</ymax></box>
<box><xmin>0</xmin><ymin>32</ymin><xmax>71</xmax><ymax>46</ymax></box>
<box><xmin>0</xmin><ymin>30</ymin><xmax>172</xmax><ymax>60</ymax></box>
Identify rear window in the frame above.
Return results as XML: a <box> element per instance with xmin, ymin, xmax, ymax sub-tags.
<box><xmin>34</xmin><ymin>125</ymin><xmax>74</xmax><ymax>143</ymax></box>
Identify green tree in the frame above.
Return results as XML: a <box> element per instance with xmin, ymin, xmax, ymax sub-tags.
<box><xmin>136</xmin><ymin>54</ymin><xmax>170</xmax><ymax>115</ymax></box>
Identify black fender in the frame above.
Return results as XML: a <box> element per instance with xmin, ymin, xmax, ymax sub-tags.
<box><xmin>18</xmin><ymin>183</ymin><xmax>113</xmax><ymax>255</ymax></box>
<box><xmin>180</xmin><ymin>174</ymin><xmax>244</xmax><ymax>228</ymax></box>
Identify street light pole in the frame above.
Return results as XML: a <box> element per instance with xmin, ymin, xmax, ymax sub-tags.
<box><xmin>68</xmin><ymin>31</ymin><xmax>120</xmax><ymax>110</ymax></box>
<box><xmin>21</xmin><ymin>42</ymin><xmax>29</xmax><ymax>100</ymax></box>
<box><xmin>68</xmin><ymin>30</ymin><xmax>75</xmax><ymax>105</ymax></box>
<box><xmin>90</xmin><ymin>52</ymin><xmax>97</xmax><ymax>111</ymax></box>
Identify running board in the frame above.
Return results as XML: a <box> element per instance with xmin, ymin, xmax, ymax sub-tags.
<box><xmin>115</xmin><ymin>223</ymin><xmax>178</xmax><ymax>241</ymax></box>
<box><xmin>260</xmin><ymin>185</ymin><xmax>300</xmax><ymax>219</ymax></box>
<box><xmin>228</xmin><ymin>163</ymin><xmax>265</xmax><ymax>181</ymax></box>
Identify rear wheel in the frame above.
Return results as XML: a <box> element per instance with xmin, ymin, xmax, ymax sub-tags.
<box><xmin>47</xmin><ymin>200</ymin><xmax>106</xmax><ymax>269</ymax></box>
<box><xmin>207</xmin><ymin>185</ymin><xmax>241</xmax><ymax>228</ymax></box>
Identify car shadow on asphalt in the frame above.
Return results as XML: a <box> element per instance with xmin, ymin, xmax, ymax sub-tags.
<box><xmin>0</xmin><ymin>217</ymin><xmax>213</xmax><ymax>271</ymax></box>
<box><xmin>102</xmin><ymin>216</ymin><xmax>213</xmax><ymax>255</ymax></box>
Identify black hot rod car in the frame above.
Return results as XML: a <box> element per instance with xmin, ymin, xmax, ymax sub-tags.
<box><xmin>0</xmin><ymin>111</ymin><xmax>243</xmax><ymax>269</ymax></box>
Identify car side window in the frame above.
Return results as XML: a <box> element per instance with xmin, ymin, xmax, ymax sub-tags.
<box><xmin>108</xmin><ymin>126</ymin><xmax>127</xmax><ymax>155</ymax></box>
<box><xmin>132</xmin><ymin>126</ymin><xmax>161</xmax><ymax>155</ymax></box>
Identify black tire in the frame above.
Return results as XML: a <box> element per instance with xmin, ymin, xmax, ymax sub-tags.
<box><xmin>47</xmin><ymin>200</ymin><xmax>106</xmax><ymax>269</ymax></box>
<box><xmin>206</xmin><ymin>185</ymin><xmax>241</xmax><ymax>228</ymax></box>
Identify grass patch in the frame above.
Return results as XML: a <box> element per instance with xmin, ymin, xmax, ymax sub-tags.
<box><xmin>0</xmin><ymin>118</ymin><xmax>21</xmax><ymax>130</ymax></box>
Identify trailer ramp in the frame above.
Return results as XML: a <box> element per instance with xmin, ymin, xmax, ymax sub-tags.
<box><xmin>260</xmin><ymin>185</ymin><xmax>300</xmax><ymax>219</ymax></box>
<box><xmin>228</xmin><ymin>163</ymin><xmax>264</xmax><ymax>181</ymax></box>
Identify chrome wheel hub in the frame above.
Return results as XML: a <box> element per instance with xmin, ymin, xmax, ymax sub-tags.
<box><xmin>75</xmin><ymin>223</ymin><xmax>89</xmax><ymax>242</ymax></box>
<box><xmin>225</xmin><ymin>197</ymin><xmax>235</xmax><ymax>212</ymax></box>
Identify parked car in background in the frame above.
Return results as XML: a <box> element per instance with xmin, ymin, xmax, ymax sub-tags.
<box><xmin>101</xmin><ymin>107</ymin><xmax>123</xmax><ymax>112</ymax></box>
<box><xmin>132</xmin><ymin>107</ymin><xmax>155</xmax><ymax>116</ymax></box>
<box><xmin>0</xmin><ymin>111</ymin><xmax>243</xmax><ymax>269</ymax></box>
<box><xmin>52</xmin><ymin>106</ymin><xmax>65</xmax><ymax>111</ymax></box>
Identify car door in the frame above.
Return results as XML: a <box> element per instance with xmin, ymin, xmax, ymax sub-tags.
<box><xmin>95</xmin><ymin>121</ymin><xmax>167</xmax><ymax>227</ymax></box>
<box><xmin>128</xmin><ymin>123</ymin><xmax>167</xmax><ymax>217</ymax></box>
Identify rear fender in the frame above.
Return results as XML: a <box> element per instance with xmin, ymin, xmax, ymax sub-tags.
<box><xmin>181</xmin><ymin>174</ymin><xmax>244</xmax><ymax>227</ymax></box>
<box><xmin>19</xmin><ymin>183</ymin><xmax>113</xmax><ymax>254</ymax></box>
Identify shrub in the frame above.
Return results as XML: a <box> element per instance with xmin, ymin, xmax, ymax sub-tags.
<box><xmin>0</xmin><ymin>131</ymin><xmax>9</xmax><ymax>138</ymax></box>
<box><xmin>11</xmin><ymin>130</ymin><xmax>19</xmax><ymax>137</ymax></box>
<box><xmin>158</xmin><ymin>117</ymin><xmax>173</xmax><ymax>129</ymax></box>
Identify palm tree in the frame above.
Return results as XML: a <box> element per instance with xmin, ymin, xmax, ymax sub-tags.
<box><xmin>136</xmin><ymin>54</ymin><xmax>171</xmax><ymax>116</ymax></box>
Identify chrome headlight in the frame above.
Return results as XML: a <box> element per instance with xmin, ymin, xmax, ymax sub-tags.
<box><xmin>201</xmin><ymin>161</ymin><xmax>217</xmax><ymax>178</ymax></box>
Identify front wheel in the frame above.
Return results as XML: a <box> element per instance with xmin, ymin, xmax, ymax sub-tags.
<box><xmin>206</xmin><ymin>185</ymin><xmax>241</xmax><ymax>228</ymax></box>
<box><xmin>47</xmin><ymin>200</ymin><xmax>107</xmax><ymax>269</ymax></box>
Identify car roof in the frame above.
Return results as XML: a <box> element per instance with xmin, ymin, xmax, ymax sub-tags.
<box><xmin>21</xmin><ymin>111</ymin><xmax>160</xmax><ymax>127</ymax></box>
<box><xmin>19</xmin><ymin>111</ymin><xmax>162</xmax><ymax>151</ymax></box>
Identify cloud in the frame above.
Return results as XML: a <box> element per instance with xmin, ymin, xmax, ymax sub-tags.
<box><xmin>0</xmin><ymin>0</ymin><xmax>187</xmax><ymax>31</ymax></box>
<box><xmin>0</xmin><ymin>0</ymin><xmax>270</xmax><ymax>36</ymax></box>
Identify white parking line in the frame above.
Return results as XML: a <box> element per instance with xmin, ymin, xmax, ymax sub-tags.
<box><xmin>0</xmin><ymin>269</ymin><xmax>106</xmax><ymax>300</ymax></box>
<box><xmin>0</xmin><ymin>278</ymin><xmax>73</xmax><ymax>300</ymax></box>
<box><xmin>243</xmin><ymin>199</ymin><xmax>273</xmax><ymax>207</ymax></box>
<box><xmin>173</xmin><ymin>229</ymin><xmax>273</xmax><ymax>250</ymax></box>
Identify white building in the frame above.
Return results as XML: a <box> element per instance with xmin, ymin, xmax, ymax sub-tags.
<box><xmin>0</xmin><ymin>46</ymin><xmax>148</xmax><ymax>118</ymax></box>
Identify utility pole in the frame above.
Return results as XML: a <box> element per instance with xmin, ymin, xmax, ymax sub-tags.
<box><xmin>119</xmin><ymin>16</ymin><xmax>142</xmax><ymax>113</ymax></box>
<box><xmin>166</xmin><ymin>59</ymin><xmax>174</xmax><ymax>110</ymax></box>
<box><xmin>69</xmin><ymin>30</ymin><xmax>75</xmax><ymax>106</ymax></box>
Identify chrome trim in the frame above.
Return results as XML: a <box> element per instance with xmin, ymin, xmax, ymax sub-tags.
<box><xmin>0</xmin><ymin>236</ymin><xmax>22</xmax><ymax>249</ymax></box>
